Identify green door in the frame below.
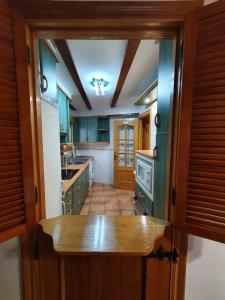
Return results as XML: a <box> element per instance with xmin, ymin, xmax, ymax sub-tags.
<box><xmin>153</xmin><ymin>39</ymin><xmax>175</xmax><ymax>219</ymax></box>
<box><xmin>39</xmin><ymin>40</ymin><xmax>57</xmax><ymax>103</ymax></box>
<box><xmin>88</xmin><ymin>117</ymin><xmax>98</xmax><ymax>142</ymax></box>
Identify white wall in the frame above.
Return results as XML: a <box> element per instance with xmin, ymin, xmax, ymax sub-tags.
<box><xmin>41</xmin><ymin>100</ymin><xmax>62</xmax><ymax>218</ymax></box>
<box><xmin>185</xmin><ymin>235</ymin><xmax>225</xmax><ymax>300</ymax></box>
<box><xmin>0</xmin><ymin>238</ymin><xmax>22</xmax><ymax>300</ymax></box>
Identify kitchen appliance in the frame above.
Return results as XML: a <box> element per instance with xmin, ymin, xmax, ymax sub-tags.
<box><xmin>136</xmin><ymin>154</ymin><xmax>154</xmax><ymax>200</ymax></box>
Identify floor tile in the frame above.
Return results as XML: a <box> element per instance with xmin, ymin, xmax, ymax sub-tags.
<box><xmin>91</xmin><ymin>196</ymin><xmax>105</xmax><ymax>203</ymax></box>
<box><xmin>104</xmin><ymin>190</ymin><xmax>117</xmax><ymax>197</ymax></box>
<box><xmin>117</xmin><ymin>195</ymin><xmax>131</xmax><ymax>202</ymax></box>
<box><xmin>80</xmin><ymin>211</ymin><xmax>89</xmax><ymax>215</ymax></box>
<box><xmin>119</xmin><ymin>200</ymin><xmax>134</xmax><ymax>210</ymax></box>
<box><xmin>81</xmin><ymin>204</ymin><xmax>90</xmax><ymax>212</ymax></box>
<box><xmin>89</xmin><ymin>203</ymin><xmax>105</xmax><ymax>212</ymax></box>
<box><xmin>105</xmin><ymin>201</ymin><xmax>120</xmax><ymax>211</ymax></box>
<box><xmin>121</xmin><ymin>209</ymin><xmax>135</xmax><ymax>215</ymax></box>
<box><xmin>105</xmin><ymin>210</ymin><xmax>121</xmax><ymax>215</ymax></box>
<box><xmin>84</xmin><ymin>197</ymin><xmax>92</xmax><ymax>204</ymax></box>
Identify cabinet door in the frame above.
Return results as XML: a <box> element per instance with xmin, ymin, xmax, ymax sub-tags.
<box><xmin>73</xmin><ymin>118</ymin><xmax>80</xmax><ymax>142</ymax></box>
<box><xmin>88</xmin><ymin>117</ymin><xmax>98</xmax><ymax>142</ymax></box>
<box><xmin>72</xmin><ymin>178</ymin><xmax>82</xmax><ymax>214</ymax></box>
<box><xmin>135</xmin><ymin>182</ymin><xmax>153</xmax><ymax>215</ymax></box>
<box><xmin>157</xmin><ymin>39</ymin><xmax>175</xmax><ymax>133</ymax></box>
<box><xmin>39</xmin><ymin>40</ymin><xmax>57</xmax><ymax>103</ymax></box>
<box><xmin>153</xmin><ymin>132</ymin><xmax>169</xmax><ymax>219</ymax></box>
<box><xmin>79</xmin><ymin>118</ymin><xmax>88</xmax><ymax>142</ymax></box>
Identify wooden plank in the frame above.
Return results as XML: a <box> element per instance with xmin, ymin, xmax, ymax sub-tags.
<box><xmin>54</xmin><ymin>40</ymin><xmax>92</xmax><ymax>110</ymax></box>
<box><xmin>111</xmin><ymin>39</ymin><xmax>140</xmax><ymax>107</ymax></box>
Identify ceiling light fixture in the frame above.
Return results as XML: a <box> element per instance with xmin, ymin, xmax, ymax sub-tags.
<box><xmin>91</xmin><ymin>78</ymin><xmax>108</xmax><ymax>97</ymax></box>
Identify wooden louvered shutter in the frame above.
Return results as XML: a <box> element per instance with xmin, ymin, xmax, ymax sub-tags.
<box><xmin>175</xmin><ymin>0</ymin><xmax>225</xmax><ymax>243</ymax></box>
<box><xmin>0</xmin><ymin>3</ymin><xmax>36</xmax><ymax>242</ymax></box>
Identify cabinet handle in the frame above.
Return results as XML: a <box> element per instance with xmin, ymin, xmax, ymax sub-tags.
<box><xmin>139</xmin><ymin>192</ymin><xmax>144</xmax><ymax>198</ymax></box>
<box><xmin>153</xmin><ymin>146</ymin><xmax>158</xmax><ymax>160</ymax></box>
<box><xmin>154</xmin><ymin>113</ymin><xmax>160</xmax><ymax>128</ymax></box>
<box><xmin>76</xmin><ymin>185</ymin><xmax>80</xmax><ymax>190</ymax></box>
<box><xmin>40</xmin><ymin>73</ymin><xmax>48</xmax><ymax>93</ymax></box>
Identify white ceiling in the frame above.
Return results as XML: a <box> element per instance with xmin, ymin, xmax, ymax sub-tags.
<box><xmin>55</xmin><ymin>39</ymin><xmax>159</xmax><ymax>111</ymax></box>
<box><xmin>67</xmin><ymin>40</ymin><xmax>127</xmax><ymax>109</ymax></box>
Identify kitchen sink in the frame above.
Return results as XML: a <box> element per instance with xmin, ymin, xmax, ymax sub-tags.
<box><xmin>69</xmin><ymin>156</ymin><xmax>90</xmax><ymax>165</ymax></box>
<box><xmin>61</xmin><ymin>169</ymin><xmax>79</xmax><ymax>180</ymax></box>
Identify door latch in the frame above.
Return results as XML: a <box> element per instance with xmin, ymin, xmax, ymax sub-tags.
<box><xmin>149</xmin><ymin>245</ymin><xmax>179</xmax><ymax>263</ymax></box>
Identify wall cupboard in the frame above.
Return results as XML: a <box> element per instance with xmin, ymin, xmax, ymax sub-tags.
<box><xmin>39</xmin><ymin>40</ymin><xmax>57</xmax><ymax>104</ymax></box>
<box><xmin>74</xmin><ymin>117</ymin><xmax>110</xmax><ymax>143</ymax></box>
<box><xmin>57</xmin><ymin>88</ymin><xmax>70</xmax><ymax>143</ymax></box>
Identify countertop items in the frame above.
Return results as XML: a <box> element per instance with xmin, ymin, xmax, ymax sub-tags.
<box><xmin>61</xmin><ymin>157</ymin><xmax>93</xmax><ymax>193</ymax></box>
<box><xmin>136</xmin><ymin>150</ymin><xmax>155</xmax><ymax>159</ymax></box>
<box><xmin>39</xmin><ymin>215</ymin><xmax>169</xmax><ymax>255</ymax></box>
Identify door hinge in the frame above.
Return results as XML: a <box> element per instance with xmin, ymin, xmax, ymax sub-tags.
<box><xmin>149</xmin><ymin>246</ymin><xmax>179</xmax><ymax>263</ymax></box>
<box><xmin>26</xmin><ymin>45</ymin><xmax>31</xmax><ymax>66</ymax></box>
<box><xmin>171</xmin><ymin>187</ymin><xmax>176</xmax><ymax>207</ymax></box>
<box><xmin>34</xmin><ymin>186</ymin><xmax>38</xmax><ymax>204</ymax></box>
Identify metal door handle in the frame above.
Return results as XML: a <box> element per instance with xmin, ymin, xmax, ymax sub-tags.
<box><xmin>153</xmin><ymin>146</ymin><xmax>158</xmax><ymax>160</ymax></box>
<box><xmin>40</xmin><ymin>73</ymin><xmax>48</xmax><ymax>93</ymax></box>
<box><xmin>154</xmin><ymin>113</ymin><xmax>160</xmax><ymax>128</ymax></box>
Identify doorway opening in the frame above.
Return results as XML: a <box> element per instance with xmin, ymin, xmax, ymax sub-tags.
<box><xmin>35</xmin><ymin>37</ymin><xmax>177</xmax><ymax>220</ymax></box>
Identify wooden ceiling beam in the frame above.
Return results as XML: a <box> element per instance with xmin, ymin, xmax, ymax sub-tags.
<box><xmin>111</xmin><ymin>39</ymin><xmax>141</xmax><ymax>108</ymax></box>
<box><xmin>54</xmin><ymin>40</ymin><xmax>92</xmax><ymax>110</ymax></box>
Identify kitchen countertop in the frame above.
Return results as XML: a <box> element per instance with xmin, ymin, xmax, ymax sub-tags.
<box><xmin>61</xmin><ymin>157</ymin><xmax>92</xmax><ymax>193</ymax></box>
<box><xmin>136</xmin><ymin>150</ymin><xmax>155</xmax><ymax>159</ymax></box>
<box><xmin>39</xmin><ymin>215</ymin><xmax>170</xmax><ymax>256</ymax></box>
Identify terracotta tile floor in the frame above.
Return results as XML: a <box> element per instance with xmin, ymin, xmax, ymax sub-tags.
<box><xmin>80</xmin><ymin>182</ymin><xmax>136</xmax><ymax>215</ymax></box>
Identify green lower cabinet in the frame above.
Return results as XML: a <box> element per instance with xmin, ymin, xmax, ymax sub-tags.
<box><xmin>62</xmin><ymin>187</ymin><xmax>73</xmax><ymax>215</ymax></box>
<box><xmin>153</xmin><ymin>132</ymin><xmax>169</xmax><ymax>219</ymax></box>
<box><xmin>72</xmin><ymin>166</ymin><xmax>89</xmax><ymax>214</ymax></box>
<box><xmin>135</xmin><ymin>182</ymin><xmax>153</xmax><ymax>215</ymax></box>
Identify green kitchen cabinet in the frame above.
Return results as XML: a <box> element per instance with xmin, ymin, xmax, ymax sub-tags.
<box><xmin>153</xmin><ymin>39</ymin><xmax>175</xmax><ymax>219</ymax></box>
<box><xmin>62</xmin><ymin>187</ymin><xmax>73</xmax><ymax>215</ymax></box>
<box><xmin>153</xmin><ymin>132</ymin><xmax>169</xmax><ymax>219</ymax></box>
<box><xmin>97</xmin><ymin>117</ymin><xmax>110</xmax><ymax>142</ymax></box>
<box><xmin>156</xmin><ymin>39</ymin><xmax>175</xmax><ymax>133</ymax></box>
<box><xmin>72</xmin><ymin>165</ymin><xmax>89</xmax><ymax>215</ymax></box>
<box><xmin>73</xmin><ymin>117</ymin><xmax>100</xmax><ymax>143</ymax></box>
<box><xmin>57</xmin><ymin>88</ymin><xmax>70</xmax><ymax>143</ymax></box>
<box><xmin>88</xmin><ymin>117</ymin><xmax>98</xmax><ymax>142</ymax></box>
<box><xmin>135</xmin><ymin>181</ymin><xmax>153</xmax><ymax>216</ymax></box>
<box><xmin>39</xmin><ymin>40</ymin><xmax>57</xmax><ymax>103</ymax></box>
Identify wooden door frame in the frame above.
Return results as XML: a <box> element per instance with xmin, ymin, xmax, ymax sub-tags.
<box><xmin>12</xmin><ymin>1</ymin><xmax>204</xmax><ymax>299</ymax></box>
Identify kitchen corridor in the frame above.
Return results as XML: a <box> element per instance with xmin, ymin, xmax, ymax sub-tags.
<box><xmin>80</xmin><ymin>183</ymin><xmax>135</xmax><ymax>215</ymax></box>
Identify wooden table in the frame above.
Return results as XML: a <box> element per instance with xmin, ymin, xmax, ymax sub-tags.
<box><xmin>38</xmin><ymin>215</ymin><xmax>171</xmax><ymax>300</ymax></box>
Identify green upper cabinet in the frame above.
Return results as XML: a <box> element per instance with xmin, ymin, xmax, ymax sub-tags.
<box><xmin>39</xmin><ymin>40</ymin><xmax>57</xmax><ymax>103</ymax></box>
<box><xmin>79</xmin><ymin>117</ymin><xmax>88</xmax><ymax>142</ymax></box>
<box><xmin>97</xmin><ymin>117</ymin><xmax>110</xmax><ymax>142</ymax></box>
<box><xmin>57</xmin><ymin>87</ymin><xmax>70</xmax><ymax>143</ymax></box>
<box><xmin>74</xmin><ymin>116</ymin><xmax>109</xmax><ymax>143</ymax></box>
<box><xmin>88</xmin><ymin>117</ymin><xmax>98</xmax><ymax>142</ymax></box>
<box><xmin>157</xmin><ymin>39</ymin><xmax>175</xmax><ymax>133</ymax></box>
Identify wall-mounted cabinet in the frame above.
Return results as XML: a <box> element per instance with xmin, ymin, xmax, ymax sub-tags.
<box><xmin>74</xmin><ymin>116</ymin><xmax>109</xmax><ymax>143</ymax></box>
<box><xmin>39</xmin><ymin>40</ymin><xmax>57</xmax><ymax>104</ymax></box>
<box><xmin>57</xmin><ymin>87</ymin><xmax>70</xmax><ymax>143</ymax></box>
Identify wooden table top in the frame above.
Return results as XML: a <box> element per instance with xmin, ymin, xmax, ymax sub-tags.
<box><xmin>39</xmin><ymin>215</ymin><xmax>169</xmax><ymax>256</ymax></box>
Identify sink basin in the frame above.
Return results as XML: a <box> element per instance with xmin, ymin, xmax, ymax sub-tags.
<box><xmin>61</xmin><ymin>169</ymin><xmax>79</xmax><ymax>180</ymax></box>
<box><xmin>70</xmin><ymin>156</ymin><xmax>90</xmax><ymax>165</ymax></box>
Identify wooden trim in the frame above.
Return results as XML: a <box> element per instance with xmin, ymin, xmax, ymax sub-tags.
<box><xmin>111</xmin><ymin>39</ymin><xmax>140</xmax><ymax>107</ymax></box>
<box><xmin>11</xmin><ymin>1</ymin><xmax>203</xmax><ymax>22</ymax></box>
<box><xmin>138</xmin><ymin>109</ymin><xmax>151</xmax><ymax>120</ymax></box>
<box><xmin>54</xmin><ymin>40</ymin><xmax>92</xmax><ymax>110</ymax></box>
